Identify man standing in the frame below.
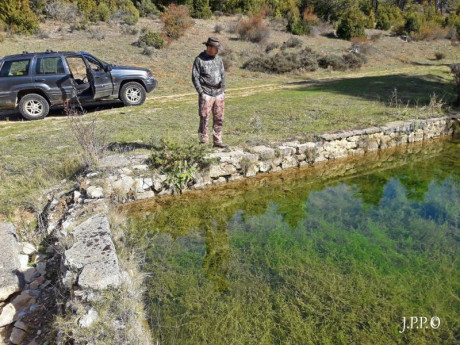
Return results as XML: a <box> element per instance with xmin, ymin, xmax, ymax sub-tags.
<box><xmin>192</xmin><ymin>37</ymin><xmax>227</xmax><ymax>148</ymax></box>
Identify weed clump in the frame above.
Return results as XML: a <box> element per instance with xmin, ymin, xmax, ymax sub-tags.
<box><xmin>147</xmin><ymin>139</ymin><xmax>212</xmax><ymax>193</ymax></box>
<box><xmin>434</xmin><ymin>52</ymin><xmax>445</xmax><ymax>60</ymax></box>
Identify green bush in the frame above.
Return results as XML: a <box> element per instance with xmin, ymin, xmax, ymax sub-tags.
<box><xmin>147</xmin><ymin>139</ymin><xmax>212</xmax><ymax>193</ymax></box>
<box><xmin>161</xmin><ymin>4</ymin><xmax>193</xmax><ymax>40</ymax></box>
<box><xmin>94</xmin><ymin>2</ymin><xmax>111</xmax><ymax>22</ymax></box>
<box><xmin>109</xmin><ymin>0</ymin><xmax>139</xmax><ymax>25</ymax></box>
<box><xmin>0</xmin><ymin>0</ymin><xmax>39</xmax><ymax>34</ymax></box>
<box><xmin>376</xmin><ymin>5</ymin><xmax>403</xmax><ymax>30</ymax></box>
<box><xmin>136</xmin><ymin>0</ymin><xmax>159</xmax><ymax>17</ymax></box>
<box><xmin>336</xmin><ymin>8</ymin><xmax>366</xmax><ymax>40</ymax></box>
<box><xmin>404</xmin><ymin>11</ymin><xmax>423</xmax><ymax>35</ymax></box>
<box><xmin>138</xmin><ymin>29</ymin><xmax>165</xmax><ymax>49</ymax></box>
<box><xmin>287</xmin><ymin>18</ymin><xmax>310</xmax><ymax>35</ymax></box>
<box><xmin>192</xmin><ymin>0</ymin><xmax>212</xmax><ymax>19</ymax></box>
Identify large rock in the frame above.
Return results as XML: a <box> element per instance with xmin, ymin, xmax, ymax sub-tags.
<box><xmin>110</xmin><ymin>176</ymin><xmax>135</xmax><ymax>196</ymax></box>
<box><xmin>99</xmin><ymin>154</ymin><xmax>130</xmax><ymax>169</ymax></box>
<box><xmin>249</xmin><ymin>146</ymin><xmax>275</xmax><ymax>160</ymax></box>
<box><xmin>0</xmin><ymin>291</ymin><xmax>36</xmax><ymax>327</ymax></box>
<box><xmin>64</xmin><ymin>214</ymin><xmax>121</xmax><ymax>290</ymax></box>
<box><xmin>0</xmin><ymin>223</ymin><xmax>21</xmax><ymax>302</ymax></box>
<box><xmin>9</xmin><ymin>327</ymin><xmax>26</xmax><ymax>344</ymax></box>
<box><xmin>209</xmin><ymin>163</ymin><xmax>237</xmax><ymax>178</ymax></box>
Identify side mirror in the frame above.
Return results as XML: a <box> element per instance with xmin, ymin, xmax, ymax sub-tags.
<box><xmin>105</xmin><ymin>65</ymin><xmax>112</xmax><ymax>72</ymax></box>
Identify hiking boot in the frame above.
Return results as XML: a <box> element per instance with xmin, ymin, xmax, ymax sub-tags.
<box><xmin>213</xmin><ymin>142</ymin><xmax>229</xmax><ymax>148</ymax></box>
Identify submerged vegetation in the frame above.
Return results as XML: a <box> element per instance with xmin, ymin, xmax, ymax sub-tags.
<box><xmin>124</xmin><ymin>139</ymin><xmax>460</xmax><ymax>344</ymax></box>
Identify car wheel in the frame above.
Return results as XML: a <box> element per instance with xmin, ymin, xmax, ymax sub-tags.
<box><xmin>19</xmin><ymin>94</ymin><xmax>50</xmax><ymax>120</ymax></box>
<box><xmin>120</xmin><ymin>82</ymin><xmax>146</xmax><ymax>106</ymax></box>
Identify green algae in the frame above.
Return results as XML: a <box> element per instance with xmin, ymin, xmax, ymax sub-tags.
<box><xmin>124</xmin><ymin>139</ymin><xmax>460</xmax><ymax>345</ymax></box>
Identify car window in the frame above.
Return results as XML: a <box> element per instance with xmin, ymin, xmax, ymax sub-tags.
<box><xmin>66</xmin><ymin>57</ymin><xmax>87</xmax><ymax>80</ymax></box>
<box><xmin>84</xmin><ymin>56</ymin><xmax>103</xmax><ymax>72</ymax></box>
<box><xmin>0</xmin><ymin>59</ymin><xmax>30</xmax><ymax>77</ymax></box>
<box><xmin>36</xmin><ymin>57</ymin><xmax>65</xmax><ymax>75</ymax></box>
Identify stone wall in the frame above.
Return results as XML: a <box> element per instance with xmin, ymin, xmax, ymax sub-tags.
<box><xmin>79</xmin><ymin>115</ymin><xmax>459</xmax><ymax>202</ymax></box>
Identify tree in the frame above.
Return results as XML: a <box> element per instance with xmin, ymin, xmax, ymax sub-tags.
<box><xmin>337</xmin><ymin>7</ymin><xmax>367</xmax><ymax>40</ymax></box>
<box><xmin>0</xmin><ymin>0</ymin><xmax>39</xmax><ymax>34</ymax></box>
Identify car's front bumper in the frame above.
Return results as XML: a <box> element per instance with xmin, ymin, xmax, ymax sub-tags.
<box><xmin>145</xmin><ymin>78</ymin><xmax>157</xmax><ymax>93</ymax></box>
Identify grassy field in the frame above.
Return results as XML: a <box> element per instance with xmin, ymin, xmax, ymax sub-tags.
<box><xmin>0</xmin><ymin>15</ymin><xmax>459</xmax><ymax>219</ymax></box>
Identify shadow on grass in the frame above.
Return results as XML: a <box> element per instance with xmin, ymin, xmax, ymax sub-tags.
<box><xmin>0</xmin><ymin>101</ymin><xmax>124</xmax><ymax>122</ymax></box>
<box><xmin>293</xmin><ymin>73</ymin><xmax>457</xmax><ymax>106</ymax></box>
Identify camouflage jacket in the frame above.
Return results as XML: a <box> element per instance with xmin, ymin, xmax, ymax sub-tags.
<box><xmin>192</xmin><ymin>51</ymin><xmax>226</xmax><ymax>97</ymax></box>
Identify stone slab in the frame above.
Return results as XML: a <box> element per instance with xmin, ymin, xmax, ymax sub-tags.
<box><xmin>0</xmin><ymin>223</ymin><xmax>21</xmax><ymax>302</ymax></box>
<box><xmin>64</xmin><ymin>214</ymin><xmax>121</xmax><ymax>290</ymax></box>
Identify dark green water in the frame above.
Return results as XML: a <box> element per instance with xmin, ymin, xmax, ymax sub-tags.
<box><xmin>126</xmin><ymin>140</ymin><xmax>460</xmax><ymax>345</ymax></box>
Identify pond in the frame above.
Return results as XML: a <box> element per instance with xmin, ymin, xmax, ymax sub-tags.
<box><xmin>124</xmin><ymin>139</ymin><xmax>459</xmax><ymax>345</ymax></box>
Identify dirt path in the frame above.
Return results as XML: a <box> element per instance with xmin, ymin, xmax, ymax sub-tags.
<box><xmin>148</xmin><ymin>65</ymin><xmax>445</xmax><ymax>104</ymax></box>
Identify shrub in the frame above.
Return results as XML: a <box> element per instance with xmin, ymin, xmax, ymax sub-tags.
<box><xmin>434</xmin><ymin>51</ymin><xmax>445</xmax><ymax>60</ymax></box>
<box><xmin>318</xmin><ymin>55</ymin><xmax>347</xmax><ymax>71</ymax></box>
<box><xmin>343</xmin><ymin>52</ymin><xmax>367</xmax><ymax>70</ymax></box>
<box><xmin>93</xmin><ymin>2</ymin><xmax>111</xmax><ymax>22</ymax></box>
<box><xmin>0</xmin><ymin>0</ymin><xmax>39</xmax><ymax>34</ymax></box>
<box><xmin>214</xmin><ymin>24</ymin><xmax>224</xmax><ymax>33</ymax></box>
<box><xmin>336</xmin><ymin>8</ymin><xmax>366</xmax><ymax>40</ymax></box>
<box><xmin>138</xmin><ymin>29</ymin><xmax>165</xmax><ymax>49</ymax></box>
<box><xmin>121</xmin><ymin>24</ymin><xmax>139</xmax><ymax>35</ymax></box>
<box><xmin>136</xmin><ymin>0</ymin><xmax>159</xmax><ymax>17</ymax></box>
<box><xmin>237</xmin><ymin>14</ymin><xmax>270</xmax><ymax>43</ymax></box>
<box><xmin>114</xmin><ymin>0</ymin><xmax>140</xmax><ymax>25</ymax></box>
<box><xmin>219</xmin><ymin>47</ymin><xmax>234</xmax><ymax>71</ymax></box>
<box><xmin>44</xmin><ymin>0</ymin><xmax>79</xmax><ymax>21</ymax></box>
<box><xmin>413</xmin><ymin>21</ymin><xmax>448</xmax><ymax>41</ymax></box>
<box><xmin>243</xmin><ymin>48</ymin><xmax>318</xmax><ymax>74</ymax></box>
<box><xmin>161</xmin><ymin>4</ymin><xmax>193</xmax><ymax>40</ymax></box>
<box><xmin>265</xmin><ymin>42</ymin><xmax>279</xmax><ymax>53</ymax></box>
<box><xmin>281</xmin><ymin>36</ymin><xmax>303</xmax><ymax>49</ymax></box>
<box><xmin>142</xmin><ymin>46</ymin><xmax>155</xmax><ymax>56</ymax></box>
<box><xmin>287</xmin><ymin>18</ymin><xmax>310</xmax><ymax>35</ymax></box>
<box><xmin>88</xmin><ymin>28</ymin><xmax>105</xmax><ymax>40</ymax></box>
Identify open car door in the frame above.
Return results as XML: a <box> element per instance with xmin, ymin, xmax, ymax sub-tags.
<box><xmin>82</xmin><ymin>54</ymin><xmax>113</xmax><ymax>100</ymax></box>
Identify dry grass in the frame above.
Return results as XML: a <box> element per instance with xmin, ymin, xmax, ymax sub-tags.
<box><xmin>52</xmin><ymin>209</ymin><xmax>153</xmax><ymax>345</ymax></box>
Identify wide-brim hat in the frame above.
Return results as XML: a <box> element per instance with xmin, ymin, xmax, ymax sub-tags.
<box><xmin>203</xmin><ymin>37</ymin><xmax>222</xmax><ymax>49</ymax></box>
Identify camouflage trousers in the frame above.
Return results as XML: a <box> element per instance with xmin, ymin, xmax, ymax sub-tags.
<box><xmin>198</xmin><ymin>92</ymin><xmax>225</xmax><ymax>145</ymax></box>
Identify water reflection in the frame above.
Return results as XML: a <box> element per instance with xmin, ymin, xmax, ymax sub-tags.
<box><xmin>123</xmin><ymin>139</ymin><xmax>459</xmax><ymax>345</ymax></box>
